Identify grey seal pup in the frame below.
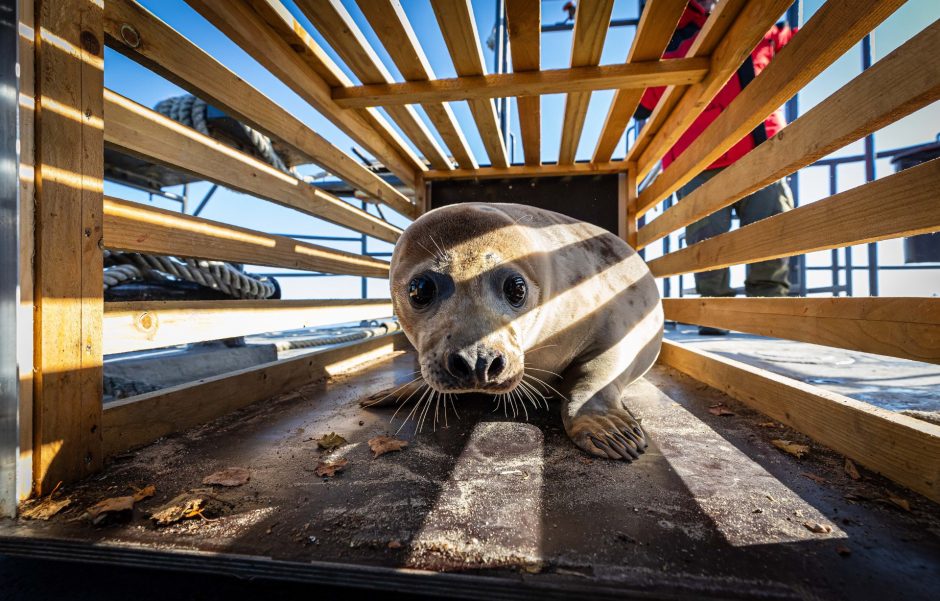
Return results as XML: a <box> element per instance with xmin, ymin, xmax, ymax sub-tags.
<box><xmin>369</xmin><ymin>202</ymin><xmax>664</xmax><ymax>461</ymax></box>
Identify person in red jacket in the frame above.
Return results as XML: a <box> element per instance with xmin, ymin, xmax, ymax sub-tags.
<box><xmin>637</xmin><ymin>1</ymin><xmax>796</xmax><ymax>334</ymax></box>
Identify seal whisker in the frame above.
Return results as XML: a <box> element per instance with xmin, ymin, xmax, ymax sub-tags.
<box><xmin>525</xmin><ymin>366</ymin><xmax>564</xmax><ymax>380</ymax></box>
<box><xmin>390</xmin><ymin>381</ymin><xmax>427</xmax><ymax>423</ymax></box>
<box><xmin>427</xmin><ymin>234</ymin><xmax>449</xmax><ymax>263</ymax></box>
<box><xmin>523</xmin><ymin>373</ymin><xmax>570</xmax><ymax>404</ymax></box>
<box><xmin>432</xmin><ymin>390</ymin><xmax>441</xmax><ymax>431</ymax></box>
<box><xmin>518</xmin><ymin>380</ymin><xmax>545</xmax><ymax>412</ymax></box>
<box><xmin>520</xmin><ymin>379</ymin><xmax>549</xmax><ymax>410</ymax></box>
<box><xmin>416</xmin><ymin>388</ymin><xmax>436</xmax><ymax>434</ymax></box>
<box><xmin>395</xmin><ymin>384</ymin><xmax>432</xmax><ymax>432</ymax></box>
<box><xmin>448</xmin><ymin>394</ymin><xmax>461</xmax><ymax>421</ymax></box>
<box><xmin>524</xmin><ymin>344</ymin><xmax>558</xmax><ymax>355</ymax></box>
<box><xmin>363</xmin><ymin>375</ymin><xmax>423</xmax><ymax>408</ymax></box>
<box><xmin>517</xmin><ymin>389</ymin><xmax>530</xmax><ymax>421</ymax></box>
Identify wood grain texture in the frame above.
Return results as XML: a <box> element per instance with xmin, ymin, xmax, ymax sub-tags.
<box><xmin>431</xmin><ymin>0</ymin><xmax>508</xmax><ymax>167</ymax></box>
<box><xmin>104</xmin><ymin>299</ymin><xmax>394</xmax><ymax>355</ymax></box>
<box><xmin>591</xmin><ymin>0</ymin><xmax>686</xmax><ymax>163</ymax></box>
<box><xmin>33</xmin><ymin>0</ymin><xmax>105</xmax><ymax>492</ymax></box>
<box><xmin>663</xmin><ymin>298</ymin><xmax>940</xmax><ymax>365</ymax></box>
<box><xmin>647</xmin><ymin>158</ymin><xmax>940</xmax><ymax>277</ymax></box>
<box><xmin>423</xmin><ymin>161</ymin><xmax>629</xmax><ymax>180</ymax></box>
<box><xmin>103</xmin><ymin>90</ymin><xmax>402</xmax><ymax>243</ymax></box>
<box><xmin>185</xmin><ymin>0</ymin><xmax>421</xmax><ymax>188</ymax></box>
<box><xmin>103</xmin><ymin>197</ymin><xmax>391</xmax><ymax>278</ymax></box>
<box><xmin>333</xmin><ymin>58</ymin><xmax>708</xmax><ymax>107</ymax></box>
<box><xmin>297</xmin><ymin>0</ymin><xmax>451</xmax><ymax>170</ymax></box>
<box><xmin>625</xmin><ymin>0</ymin><xmax>747</xmax><ymax>173</ymax></box>
<box><xmin>637</xmin><ymin>20</ymin><xmax>940</xmax><ymax>249</ymax></box>
<box><xmin>658</xmin><ymin>340</ymin><xmax>940</xmax><ymax>504</ymax></box>
<box><xmin>357</xmin><ymin>0</ymin><xmax>477</xmax><ymax>169</ymax></box>
<box><xmin>639</xmin><ymin>0</ymin><xmax>905</xmax><ymax>214</ymax></box>
<box><xmin>102</xmin><ymin>333</ymin><xmax>405</xmax><ymax>456</ymax></box>
<box><xmin>103</xmin><ymin>0</ymin><xmax>415</xmax><ymax>216</ymax></box>
<box><xmin>505</xmin><ymin>0</ymin><xmax>541</xmax><ymax>165</ymax></box>
<box><xmin>557</xmin><ymin>0</ymin><xmax>614</xmax><ymax>165</ymax></box>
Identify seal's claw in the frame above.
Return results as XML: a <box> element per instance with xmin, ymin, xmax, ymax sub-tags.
<box><xmin>567</xmin><ymin>409</ymin><xmax>649</xmax><ymax>463</ymax></box>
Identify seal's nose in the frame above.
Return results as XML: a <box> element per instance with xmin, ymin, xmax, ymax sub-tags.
<box><xmin>445</xmin><ymin>348</ymin><xmax>506</xmax><ymax>387</ymax></box>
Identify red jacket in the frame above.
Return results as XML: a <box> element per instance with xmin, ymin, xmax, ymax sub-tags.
<box><xmin>636</xmin><ymin>1</ymin><xmax>796</xmax><ymax>170</ymax></box>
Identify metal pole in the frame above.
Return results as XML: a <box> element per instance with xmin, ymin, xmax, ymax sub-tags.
<box><xmin>360</xmin><ymin>200</ymin><xmax>368</xmax><ymax>299</ymax></box>
<box><xmin>829</xmin><ymin>164</ymin><xmax>840</xmax><ymax>295</ymax></box>
<box><xmin>192</xmin><ymin>183</ymin><xmax>218</xmax><ymax>217</ymax></box>
<box><xmin>785</xmin><ymin>1</ymin><xmax>804</xmax><ymax>296</ymax></box>
<box><xmin>862</xmin><ymin>34</ymin><xmax>879</xmax><ymax>296</ymax></box>
<box><xmin>1</xmin><ymin>0</ymin><xmax>20</xmax><ymax>516</ymax></box>
<box><xmin>494</xmin><ymin>0</ymin><xmax>511</xmax><ymax>145</ymax></box>
<box><xmin>662</xmin><ymin>196</ymin><xmax>672</xmax><ymax>298</ymax></box>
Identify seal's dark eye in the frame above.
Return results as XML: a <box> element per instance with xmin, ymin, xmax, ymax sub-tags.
<box><xmin>503</xmin><ymin>275</ymin><xmax>527</xmax><ymax>308</ymax></box>
<box><xmin>408</xmin><ymin>275</ymin><xmax>436</xmax><ymax>308</ymax></box>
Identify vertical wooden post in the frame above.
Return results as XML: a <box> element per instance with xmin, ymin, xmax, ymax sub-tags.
<box><xmin>33</xmin><ymin>0</ymin><xmax>104</xmax><ymax>493</ymax></box>
<box><xmin>620</xmin><ymin>165</ymin><xmax>639</xmax><ymax>248</ymax></box>
<box><xmin>414</xmin><ymin>172</ymin><xmax>429</xmax><ymax>215</ymax></box>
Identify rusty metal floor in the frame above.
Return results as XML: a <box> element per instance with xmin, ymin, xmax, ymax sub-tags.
<box><xmin>1</xmin><ymin>350</ymin><xmax>938</xmax><ymax>600</ymax></box>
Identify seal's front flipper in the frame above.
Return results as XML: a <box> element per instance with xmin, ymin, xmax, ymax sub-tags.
<box><xmin>561</xmin><ymin>381</ymin><xmax>648</xmax><ymax>462</ymax></box>
<box><xmin>360</xmin><ymin>379</ymin><xmax>426</xmax><ymax>408</ymax></box>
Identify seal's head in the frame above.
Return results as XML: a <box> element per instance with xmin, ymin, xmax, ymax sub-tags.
<box><xmin>391</xmin><ymin>204</ymin><xmax>542</xmax><ymax>395</ymax></box>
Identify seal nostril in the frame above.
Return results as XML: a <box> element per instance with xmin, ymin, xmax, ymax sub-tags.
<box><xmin>487</xmin><ymin>354</ymin><xmax>505</xmax><ymax>380</ymax></box>
<box><xmin>447</xmin><ymin>353</ymin><xmax>472</xmax><ymax>380</ymax></box>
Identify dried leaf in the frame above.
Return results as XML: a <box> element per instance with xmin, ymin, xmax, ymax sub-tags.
<box><xmin>20</xmin><ymin>498</ymin><xmax>71</xmax><ymax>520</ymax></box>
<box><xmin>86</xmin><ymin>495</ymin><xmax>135</xmax><ymax>525</ymax></box>
<box><xmin>708</xmin><ymin>406</ymin><xmax>736</xmax><ymax>416</ymax></box>
<box><xmin>887</xmin><ymin>495</ymin><xmax>911</xmax><ymax>512</ymax></box>
<box><xmin>151</xmin><ymin>494</ymin><xmax>208</xmax><ymax>526</ymax></box>
<box><xmin>368</xmin><ymin>435</ymin><xmax>408</xmax><ymax>458</ymax></box>
<box><xmin>203</xmin><ymin>467</ymin><xmax>250</xmax><ymax>487</ymax></box>
<box><xmin>835</xmin><ymin>545</ymin><xmax>852</xmax><ymax>557</ymax></box>
<box><xmin>801</xmin><ymin>472</ymin><xmax>828</xmax><ymax>484</ymax></box>
<box><xmin>844</xmin><ymin>458</ymin><xmax>861</xmax><ymax>481</ymax></box>
<box><xmin>803</xmin><ymin>520</ymin><xmax>833</xmax><ymax>534</ymax></box>
<box><xmin>772</xmin><ymin>439</ymin><xmax>810</xmax><ymax>458</ymax></box>
<box><xmin>315</xmin><ymin>457</ymin><xmax>348</xmax><ymax>478</ymax></box>
<box><xmin>317</xmin><ymin>432</ymin><xmax>348</xmax><ymax>450</ymax></box>
<box><xmin>132</xmin><ymin>484</ymin><xmax>156</xmax><ymax>502</ymax></box>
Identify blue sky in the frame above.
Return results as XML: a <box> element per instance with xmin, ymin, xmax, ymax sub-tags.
<box><xmin>105</xmin><ymin>0</ymin><xmax>940</xmax><ymax>299</ymax></box>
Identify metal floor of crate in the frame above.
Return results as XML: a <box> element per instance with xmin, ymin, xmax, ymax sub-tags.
<box><xmin>1</xmin><ymin>350</ymin><xmax>938</xmax><ymax>600</ymax></box>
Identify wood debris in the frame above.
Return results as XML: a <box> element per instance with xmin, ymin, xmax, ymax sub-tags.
<box><xmin>317</xmin><ymin>432</ymin><xmax>348</xmax><ymax>450</ymax></box>
<box><xmin>801</xmin><ymin>472</ymin><xmax>828</xmax><ymax>484</ymax></box>
<box><xmin>202</xmin><ymin>467</ymin><xmax>250</xmax><ymax>487</ymax></box>
<box><xmin>887</xmin><ymin>494</ymin><xmax>911</xmax><ymax>512</ymax></box>
<box><xmin>803</xmin><ymin>520</ymin><xmax>833</xmax><ymax>534</ymax></box>
<box><xmin>708</xmin><ymin>405</ymin><xmax>736</xmax><ymax>416</ymax></box>
<box><xmin>844</xmin><ymin>458</ymin><xmax>861</xmax><ymax>480</ymax></box>
<box><xmin>86</xmin><ymin>495</ymin><xmax>135</xmax><ymax>525</ymax></box>
<box><xmin>20</xmin><ymin>497</ymin><xmax>72</xmax><ymax>520</ymax></box>
<box><xmin>772</xmin><ymin>439</ymin><xmax>810</xmax><ymax>458</ymax></box>
<box><xmin>151</xmin><ymin>493</ymin><xmax>210</xmax><ymax>526</ymax></box>
<box><xmin>132</xmin><ymin>484</ymin><xmax>156</xmax><ymax>502</ymax></box>
<box><xmin>368</xmin><ymin>435</ymin><xmax>408</xmax><ymax>458</ymax></box>
<box><xmin>315</xmin><ymin>457</ymin><xmax>348</xmax><ymax>478</ymax></box>
<box><xmin>758</xmin><ymin>421</ymin><xmax>777</xmax><ymax>428</ymax></box>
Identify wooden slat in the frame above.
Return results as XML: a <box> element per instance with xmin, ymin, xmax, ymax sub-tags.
<box><xmin>423</xmin><ymin>161</ymin><xmax>629</xmax><ymax>180</ymax></box>
<box><xmin>103</xmin><ymin>0</ymin><xmax>415</xmax><ymax>217</ymax></box>
<box><xmin>296</xmin><ymin>0</ymin><xmax>451</xmax><ymax>170</ymax></box>
<box><xmin>430</xmin><ymin>0</ymin><xmax>509</xmax><ymax>168</ymax></box>
<box><xmin>104</xmin><ymin>299</ymin><xmax>394</xmax><ymax>355</ymax></box>
<box><xmin>663</xmin><ymin>298</ymin><xmax>940</xmax><ymax>365</ymax></box>
<box><xmin>638</xmin><ymin>20</ymin><xmax>940</xmax><ymax>249</ymax></box>
<box><xmin>185</xmin><ymin>0</ymin><xmax>422</xmax><ymax>189</ymax></box>
<box><xmin>103</xmin><ymin>197</ymin><xmax>390</xmax><ymax>278</ymax></box>
<box><xmin>624</xmin><ymin>0</ymin><xmax>747</xmax><ymax>174</ymax></box>
<box><xmin>102</xmin><ymin>333</ymin><xmax>405</xmax><ymax>456</ymax></box>
<box><xmin>333</xmin><ymin>58</ymin><xmax>709</xmax><ymax>107</ymax></box>
<box><xmin>622</xmin><ymin>168</ymin><xmax>638</xmax><ymax>248</ymax></box>
<box><xmin>505</xmin><ymin>0</ymin><xmax>540</xmax><ymax>166</ymax></box>
<box><xmin>638</xmin><ymin>0</ymin><xmax>904</xmax><ymax>214</ymax></box>
<box><xmin>591</xmin><ymin>0</ymin><xmax>686</xmax><ymax>163</ymax></box>
<box><xmin>357</xmin><ymin>0</ymin><xmax>476</xmax><ymax>170</ymax></box>
<box><xmin>103</xmin><ymin>90</ymin><xmax>402</xmax><ymax>244</ymax></box>
<box><xmin>658</xmin><ymin>340</ymin><xmax>940</xmax><ymax>504</ymax></box>
<box><xmin>557</xmin><ymin>0</ymin><xmax>614</xmax><ymax>165</ymax></box>
<box><xmin>647</xmin><ymin>158</ymin><xmax>940</xmax><ymax>278</ymax></box>
<box><xmin>33</xmin><ymin>0</ymin><xmax>105</xmax><ymax>492</ymax></box>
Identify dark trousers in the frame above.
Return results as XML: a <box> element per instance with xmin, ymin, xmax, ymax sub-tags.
<box><xmin>677</xmin><ymin>168</ymin><xmax>793</xmax><ymax>297</ymax></box>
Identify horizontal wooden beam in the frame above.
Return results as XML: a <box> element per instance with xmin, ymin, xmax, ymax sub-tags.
<box><xmin>104</xmin><ymin>299</ymin><xmax>393</xmax><ymax>355</ymax></box>
<box><xmin>103</xmin><ymin>333</ymin><xmax>405</xmax><ymax>456</ymax></box>
<box><xmin>638</xmin><ymin>0</ymin><xmax>904</xmax><ymax>214</ymax></box>
<box><xmin>103</xmin><ymin>197</ymin><xmax>390</xmax><ymax>278</ymax></box>
<box><xmin>332</xmin><ymin>58</ymin><xmax>708</xmax><ymax>108</ymax></box>
<box><xmin>186</xmin><ymin>0</ymin><xmax>422</xmax><ymax>189</ymax></box>
<box><xmin>103</xmin><ymin>0</ymin><xmax>416</xmax><ymax>217</ymax></box>
<box><xmin>647</xmin><ymin>158</ymin><xmax>940</xmax><ymax>278</ymax></box>
<box><xmin>637</xmin><ymin>20</ymin><xmax>940</xmax><ymax>249</ymax></box>
<box><xmin>423</xmin><ymin>161</ymin><xmax>631</xmax><ymax>181</ymax></box>
<box><xmin>663</xmin><ymin>298</ymin><xmax>940</xmax><ymax>365</ymax></box>
<box><xmin>658</xmin><ymin>340</ymin><xmax>940</xmax><ymax>504</ymax></box>
<box><xmin>103</xmin><ymin>90</ymin><xmax>401</xmax><ymax>243</ymax></box>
